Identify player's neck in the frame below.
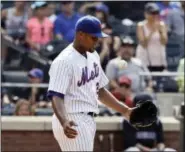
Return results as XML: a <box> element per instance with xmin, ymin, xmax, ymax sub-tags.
<box><xmin>73</xmin><ymin>41</ymin><xmax>87</xmax><ymax>55</ymax></box>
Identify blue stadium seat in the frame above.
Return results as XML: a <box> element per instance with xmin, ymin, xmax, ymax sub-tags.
<box><xmin>35</xmin><ymin>108</ymin><xmax>54</xmax><ymax>116</ymax></box>
<box><xmin>2</xmin><ymin>71</ymin><xmax>28</xmax><ymax>83</ymax></box>
<box><xmin>1</xmin><ymin>104</ymin><xmax>15</xmax><ymax>116</ymax></box>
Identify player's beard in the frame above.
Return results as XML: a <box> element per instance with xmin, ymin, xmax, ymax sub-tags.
<box><xmin>88</xmin><ymin>43</ymin><xmax>99</xmax><ymax>53</ymax></box>
<box><xmin>88</xmin><ymin>48</ymin><xmax>95</xmax><ymax>53</ymax></box>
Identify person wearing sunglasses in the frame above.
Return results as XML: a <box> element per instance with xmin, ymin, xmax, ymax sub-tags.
<box><xmin>136</xmin><ymin>2</ymin><xmax>168</xmax><ymax>72</ymax></box>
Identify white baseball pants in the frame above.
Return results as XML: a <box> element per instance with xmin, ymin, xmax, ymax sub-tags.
<box><xmin>52</xmin><ymin>113</ymin><xmax>96</xmax><ymax>151</ymax></box>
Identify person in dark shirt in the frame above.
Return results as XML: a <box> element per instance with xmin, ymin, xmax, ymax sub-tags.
<box><xmin>27</xmin><ymin>68</ymin><xmax>48</xmax><ymax>107</ymax></box>
<box><xmin>12</xmin><ymin>68</ymin><xmax>48</xmax><ymax>108</ymax></box>
<box><xmin>123</xmin><ymin>93</ymin><xmax>176</xmax><ymax>151</ymax></box>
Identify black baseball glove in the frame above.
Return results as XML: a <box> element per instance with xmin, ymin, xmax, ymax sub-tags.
<box><xmin>130</xmin><ymin>100</ymin><xmax>158</xmax><ymax>128</ymax></box>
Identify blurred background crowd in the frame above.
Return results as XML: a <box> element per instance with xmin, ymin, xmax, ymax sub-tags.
<box><xmin>1</xmin><ymin>1</ymin><xmax>184</xmax><ymax>151</ymax></box>
<box><xmin>1</xmin><ymin>0</ymin><xmax>184</xmax><ymax>115</ymax></box>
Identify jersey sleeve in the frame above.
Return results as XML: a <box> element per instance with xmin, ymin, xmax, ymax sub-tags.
<box><xmin>47</xmin><ymin>59</ymin><xmax>72</xmax><ymax>100</ymax></box>
<box><xmin>99</xmin><ymin>64</ymin><xmax>109</xmax><ymax>89</ymax></box>
<box><xmin>93</xmin><ymin>51</ymin><xmax>109</xmax><ymax>89</ymax></box>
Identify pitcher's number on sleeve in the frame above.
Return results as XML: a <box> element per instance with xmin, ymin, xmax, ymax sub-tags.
<box><xmin>96</xmin><ymin>82</ymin><xmax>99</xmax><ymax>93</ymax></box>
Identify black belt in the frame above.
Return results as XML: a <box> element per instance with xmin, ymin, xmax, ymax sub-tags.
<box><xmin>81</xmin><ymin>112</ymin><xmax>97</xmax><ymax>117</ymax></box>
<box><xmin>88</xmin><ymin>112</ymin><xmax>97</xmax><ymax>117</ymax></box>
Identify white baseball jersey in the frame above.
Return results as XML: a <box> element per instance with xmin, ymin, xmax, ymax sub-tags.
<box><xmin>48</xmin><ymin>43</ymin><xmax>109</xmax><ymax>114</ymax></box>
<box><xmin>48</xmin><ymin>43</ymin><xmax>109</xmax><ymax>151</ymax></box>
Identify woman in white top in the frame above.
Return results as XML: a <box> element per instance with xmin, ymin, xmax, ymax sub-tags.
<box><xmin>1</xmin><ymin>1</ymin><xmax>30</xmax><ymax>37</ymax></box>
<box><xmin>136</xmin><ymin>2</ymin><xmax>168</xmax><ymax>72</ymax></box>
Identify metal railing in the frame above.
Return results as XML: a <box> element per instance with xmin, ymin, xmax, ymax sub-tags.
<box><xmin>1</xmin><ymin>72</ymin><xmax>184</xmax><ymax>88</ymax></box>
<box><xmin>139</xmin><ymin>72</ymin><xmax>184</xmax><ymax>77</ymax></box>
<box><xmin>1</xmin><ymin>83</ymin><xmax>48</xmax><ymax>88</ymax></box>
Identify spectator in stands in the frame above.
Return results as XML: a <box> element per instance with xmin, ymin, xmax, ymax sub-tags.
<box><xmin>176</xmin><ymin>57</ymin><xmax>184</xmax><ymax>92</ymax></box>
<box><xmin>26</xmin><ymin>1</ymin><xmax>53</xmax><ymax>52</ymax></box>
<box><xmin>166</xmin><ymin>1</ymin><xmax>184</xmax><ymax>40</ymax></box>
<box><xmin>123</xmin><ymin>93</ymin><xmax>176</xmax><ymax>152</ymax></box>
<box><xmin>78</xmin><ymin>2</ymin><xmax>102</xmax><ymax>15</ymax></box>
<box><xmin>95</xmin><ymin>24</ymin><xmax>121</xmax><ymax>70</ymax></box>
<box><xmin>94</xmin><ymin>3</ymin><xmax>119</xmax><ymax>42</ymax></box>
<box><xmin>1</xmin><ymin>1</ymin><xmax>29</xmax><ymax>65</ymax></box>
<box><xmin>47</xmin><ymin>2</ymin><xmax>57</xmax><ymax>23</ymax></box>
<box><xmin>79</xmin><ymin>2</ymin><xmax>121</xmax><ymax>38</ymax></box>
<box><xmin>14</xmin><ymin>99</ymin><xmax>35</xmax><ymax>116</ymax></box>
<box><xmin>95</xmin><ymin>35</ymin><xmax>111</xmax><ymax>70</ymax></box>
<box><xmin>106</xmin><ymin>36</ymin><xmax>153</xmax><ymax>94</ymax></box>
<box><xmin>94</xmin><ymin>3</ymin><xmax>109</xmax><ymax>25</ymax></box>
<box><xmin>111</xmin><ymin>76</ymin><xmax>133</xmax><ymax>108</ymax></box>
<box><xmin>1</xmin><ymin>1</ymin><xmax>29</xmax><ymax>40</ymax></box>
<box><xmin>54</xmin><ymin>1</ymin><xmax>82</xmax><ymax>42</ymax></box>
<box><xmin>27</xmin><ymin>68</ymin><xmax>48</xmax><ymax>107</ymax></box>
<box><xmin>136</xmin><ymin>2</ymin><xmax>168</xmax><ymax>72</ymax></box>
<box><xmin>156</xmin><ymin>1</ymin><xmax>179</xmax><ymax>22</ymax></box>
<box><xmin>11</xmin><ymin>68</ymin><xmax>48</xmax><ymax>108</ymax></box>
<box><xmin>94</xmin><ymin>3</ymin><xmax>121</xmax><ymax>70</ymax></box>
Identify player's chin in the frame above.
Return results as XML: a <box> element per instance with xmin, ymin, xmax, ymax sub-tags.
<box><xmin>89</xmin><ymin>44</ymin><xmax>97</xmax><ymax>53</ymax></box>
<box><xmin>88</xmin><ymin>48</ymin><xmax>95</xmax><ymax>53</ymax></box>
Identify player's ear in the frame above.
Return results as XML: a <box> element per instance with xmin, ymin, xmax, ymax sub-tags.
<box><xmin>76</xmin><ymin>31</ymin><xmax>83</xmax><ymax>40</ymax></box>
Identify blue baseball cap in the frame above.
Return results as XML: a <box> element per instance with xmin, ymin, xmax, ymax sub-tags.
<box><xmin>95</xmin><ymin>4</ymin><xmax>109</xmax><ymax>14</ymax></box>
<box><xmin>28</xmin><ymin>68</ymin><xmax>44</xmax><ymax>79</ymax></box>
<box><xmin>75</xmin><ymin>15</ymin><xmax>109</xmax><ymax>38</ymax></box>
